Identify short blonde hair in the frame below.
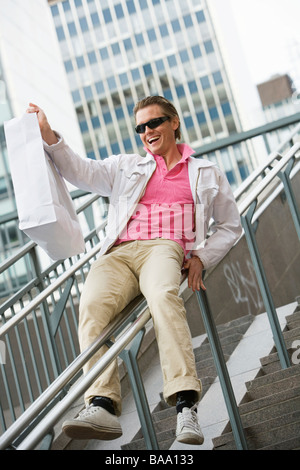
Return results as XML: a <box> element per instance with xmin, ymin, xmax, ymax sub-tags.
<box><xmin>133</xmin><ymin>96</ymin><xmax>181</xmax><ymax>141</ymax></box>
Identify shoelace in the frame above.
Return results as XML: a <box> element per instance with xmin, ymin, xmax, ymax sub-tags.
<box><xmin>78</xmin><ymin>404</ymin><xmax>99</xmax><ymax>418</ymax></box>
<box><xmin>177</xmin><ymin>405</ymin><xmax>199</xmax><ymax>431</ymax></box>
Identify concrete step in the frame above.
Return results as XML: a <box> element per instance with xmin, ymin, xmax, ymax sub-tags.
<box><xmin>121</xmin><ymin>313</ymin><xmax>254</xmax><ymax>451</ymax></box>
<box><xmin>213</xmin><ymin>414</ymin><xmax>300</xmax><ymax>450</ymax></box>
<box><xmin>244</xmin><ymin>365</ymin><xmax>300</xmax><ymax>401</ymax></box>
<box><xmin>212</xmin><ymin>303</ymin><xmax>300</xmax><ymax>451</ymax></box>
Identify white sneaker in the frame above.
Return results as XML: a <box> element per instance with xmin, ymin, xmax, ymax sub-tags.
<box><xmin>176</xmin><ymin>406</ymin><xmax>204</xmax><ymax>445</ymax></box>
<box><xmin>62</xmin><ymin>405</ymin><xmax>122</xmax><ymax>441</ymax></box>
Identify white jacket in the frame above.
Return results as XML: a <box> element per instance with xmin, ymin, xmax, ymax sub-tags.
<box><xmin>44</xmin><ymin>136</ymin><xmax>242</xmax><ymax>269</ymax></box>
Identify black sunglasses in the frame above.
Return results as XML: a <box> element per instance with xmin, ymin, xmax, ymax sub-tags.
<box><xmin>135</xmin><ymin>116</ymin><xmax>170</xmax><ymax>134</ymax></box>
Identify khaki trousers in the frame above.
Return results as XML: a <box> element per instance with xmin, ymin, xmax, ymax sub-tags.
<box><xmin>79</xmin><ymin>239</ymin><xmax>201</xmax><ymax>416</ymax></box>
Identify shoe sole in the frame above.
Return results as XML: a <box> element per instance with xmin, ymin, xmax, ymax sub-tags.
<box><xmin>62</xmin><ymin>420</ymin><xmax>122</xmax><ymax>441</ymax></box>
<box><xmin>176</xmin><ymin>431</ymin><xmax>204</xmax><ymax>445</ymax></box>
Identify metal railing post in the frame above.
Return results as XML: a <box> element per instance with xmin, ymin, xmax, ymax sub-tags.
<box><xmin>120</xmin><ymin>329</ymin><xmax>159</xmax><ymax>450</ymax></box>
<box><xmin>241</xmin><ymin>201</ymin><xmax>291</xmax><ymax>369</ymax></box>
<box><xmin>278</xmin><ymin>158</ymin><xmax>300</xmax><ymax>240</ymax></box>
<box><xmin>195</xmin><ymin>288</ymin><xmax>248</xmax><ymax>450</ymax></box>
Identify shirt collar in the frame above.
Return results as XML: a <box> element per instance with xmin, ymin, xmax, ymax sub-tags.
<box><xmin>144</xmin><ymin>143</ymin><xmax>195</xmax><ymax>162</ymax></box>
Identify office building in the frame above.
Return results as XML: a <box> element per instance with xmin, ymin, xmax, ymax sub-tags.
<box><xmin>48</xmin><ymin>0</ymin><xmax>258</xmax><ymax>187</ymax></box>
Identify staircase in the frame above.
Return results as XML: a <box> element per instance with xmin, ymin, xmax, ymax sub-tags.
<box><xmin>213</xmin><ymin>307</ymin><xmax>300</xmax><ymax>450</ymax></box>
<box><xmin>121</xmin><ymin>314</ymin><xmax>254</xmax><ymax>450</ymax></box>
<box><xmin>120</xmin><ymin>305</ymin><xmax>300</xmax><ymax>451</ymax></box>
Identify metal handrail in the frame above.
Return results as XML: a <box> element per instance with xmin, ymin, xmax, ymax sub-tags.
<box><xmin>233</xmin><ymin>122</ymin><xmax>300</xmax><ymax>201</ymax></box>
<box><xmin>238</xmin><ymin>143</ymin><xmax>300</xmax><ymax>215</ymax></box>
<box><xmin>17</xmin><ymin>308</ymin><xmax>151</xmax><ymax>451</ymax></box>
<box><xmin>0</xmin><ymin>295</ymin><xmax>148</xmax><ymax>450</ymax></box>
<box><xmin>0</xmin><ymin>124</ymin><xmax>299</xmax><ymax>450</ymax></box>
<box><xmin>0</xmin><ymin>143</ymin><xmax>298</xmax><ymax>450</ymax></box>
<box><xmin>2</xmin><ymin>143</ymin><xmax>298</xmax><ymax>339</ymax></box>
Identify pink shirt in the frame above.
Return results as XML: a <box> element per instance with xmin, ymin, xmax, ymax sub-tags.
<box><xmin>116</xmin><ymin>144</ymin><xmax>196</xmax><ymax>255</ymax></box>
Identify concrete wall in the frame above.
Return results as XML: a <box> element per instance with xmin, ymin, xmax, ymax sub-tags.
<box><xmin>185</xmin><ymin>170</ymin><xmax>300</xmax><ymax>337</ymax></box>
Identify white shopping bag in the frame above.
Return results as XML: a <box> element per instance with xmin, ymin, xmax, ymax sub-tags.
<box><xmin>4</xmin><ymin>112</ymin><xmax>85</xmax><ymax>260</ymax></box>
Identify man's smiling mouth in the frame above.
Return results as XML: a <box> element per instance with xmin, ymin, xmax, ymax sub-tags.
<box><xmin>148</xmin><ymin>136</ymin><xmax>160</xmax><ymax>144</ymax></box>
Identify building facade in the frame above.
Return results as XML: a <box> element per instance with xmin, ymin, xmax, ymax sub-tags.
<box><xmin>48</xmin><ymin>0</ymin><xmax>254</xmax><ymax>186</ymax></box>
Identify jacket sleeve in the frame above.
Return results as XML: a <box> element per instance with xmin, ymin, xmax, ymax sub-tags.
<box><xmin>193</xmin><ymin>169</ymin><xmax>242</xmax><ymax>269</ymax></box>
<box><xmin>43</xmin><ymin>133</ymin><xmax>119</xmax><ymax>196</ymax></box>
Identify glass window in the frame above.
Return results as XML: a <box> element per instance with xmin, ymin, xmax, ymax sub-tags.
<box><xmin>196</xmin><ymin>111</ymin><xmax>206</xmax><ymax>124</ymax></box>
<box><xmin>209</xmin><ymin>106</ymin><xmax>219</xmax><ymax>120</ymax></box>
<box><xmin>76</xmin><ymin>56</ymin><xmax>85</xmax><ymax>68</ymax></box>
<box><xmin>126</xmin><ymin>0</ymin><xmax>136</xmax><ymax>14</ymax></box>
<box><xmin>221</xmin><ymin>102</ymin><xmax>232</xmax><ymax>116</ymax></box>
<box><xmin>79</xmin><ymin>120</ymin><xmax>88</xmax><ymax>132</ymax></box>
<box><xmin>115</xmin><ymin>3</ymin><xmax>124</xmax><ymax>18</ymax></box>
<box><xmin>164</xmin><ymin>89</ymin><xmax>173</xmax><ymax>101</ymax></box>
<box><xmin>111</xmin><ymin>142</ymin><xmax>121</xmax><ymax>154</ymax></box>
<box><xmin>90</xmin><ymin>116</ymin><xmax>99</xmax><ymax>129</ymax></box>
<box><xmin>175</xmin><ymin>85</ymin><xmax>185</xmax><ymax>98</ymax></box>
<box><xmin>213</xmin><ymin>71</ymin><xmax>223</xmax><ymax>85</ymax></box>
<box><xmin>103</xmin><ymin>8</ymin><xmax>112</xmax><ymax>23</ymax></box>
<box><xmin>51</xmin><ymin>5</ymin><xmax>59</xmax><ymax>16</ymax></box>
<box><xmin>183</xmin><ymin>14</ymin><xmax>193</xmax><ymax>28</ymax></box>
<box><xmin>123</xmin><ymin>38</ymin><xmax>132</xmax><ymax>50</ymax></box>
<box><xmin>116</xmin><ymin>107</ymin><xmax>125</xmax><ymax>119</ymax></box>
<box><xmin>147</xmin><ymin>28</ymin><xmax>157</xmax><ymax>42</ymax></box>
<box><xmin>167</xmin><ymin>55</ymin><xmax>177</xmax><ymax>68</ymax></box>
<box><xmin>184</xmin><ymin>116</ymin><xmax>194</xmax><ymax>129</ymax></box>
<box><xmin>143</xmin><ymin>63</ymin><xmax>153</xmax><ymax>76</ymax></box>
<box><xmin>75</xmin><ymin>0</ymin><xmax>82</xmax><ymax>6</ymax></box>
<box><xmin>62</xmin><ymin>1</ymin><xmax>71</xmax><ymax>12</ymax></box>
<box><xmin>83</xmin><ymin>86</ymin><xmax>93</xmax><ymax>99</ymax></box>
<box><xmin>112</xmin><ymin>43</ymin><xmax>121</xmax><ymax>55</ymax></box>
<box><xmin>107</xmin><ymin>76</ymin><xmax>117</xmax><ymax>90</ymax></box>
<box><xmin>79</xmin><ymin>17</ymin><xmax>89</xmax><ymax>32</ymax></box>
<box><xmin>179</xmin><ymin>49</ymin><xmax>189</xmax><ymax>63</ymax></box>
<box><xmin>123</xmin><ymin>138</ymin><xmax>133</xmax><ymax>152</ymax></box>
<box><xmin>87</xmin><ymin>151</ymin><xmax>96</xmax><ymax>160</ymax></box>
<box><xmin>103</xmin><ymin>111</ymin><xmax>112</xmax><ymax>123</ymax></box>
<box><xmin>155</xmin><ymin>59</ymin><xmax>164</xmax><ymax>72</ymax></box>
<box><xmin>64</xmin><ymin>60</ymin><xmax>73</xmax><ymax>73</ymax></box>
<box><xmin>72</xmin><ymin>90</ymin><xmax>81</xmax><ymax>103</ymax></box>
<box><xmin>171</xmin><ymin>19</ymin><xmax>181</xmax><ymax>33</ymax></box>
<box><xmin>200</xmin><ymin>76</ymin><xmax>210</xmax><ymax>90</ymax></box>
<box><xmin>67</xmin><ymin>22</ymin><xmax>77</xmax><ymax>37</ymax></box>
<box><xmin>119</xmin><ymin>72</ymin><xmax>129</xmax><ymax>85</ymax></box>
<box><xmin>188</xmin><ymin>80</ymin><xmax>197</xmax><ymax>94</ymax></box>
<box><xmin>192</xmin><ymin>45</ymin><xmax>201</xmax><ymax>58</ymax></box>
<box><xmin>132</xmin><ymin>68</ymin><xmax>141</xmax><ymax>81</ymax></box>
<box><xmin>159</xmin><ymin>24</ymin><xmax>168</xmax><ymax>37</ymax></box>
<box><xmin>91</xmin><ymin>12</ymin><xmax>100</xmax><ymax>26</ymax></box>
<box><xmin>88</xmin><ymin>51</ymin><xmax>97</xmax><ymax>64</ymax></box>
<box><xmin>99</xmin><ymin>147</ymin><xmax>109</xmax><ymax>159</ymax></box>
<box><xmin>139</xmin><ymin>0</ymin><xmax>148</xmax><ymax>9</ymax></box>
<box><xmin>196</xmin><ymin>10</ymin><xmax>205</xmax><ymax>23</ymax></box>
<box><xmin>56</xmin><ymin>26</ymin><xmax>65</xmax><ymax>41</ymax></box>
<box><xmin>135</xmin><ymin>33</ymin><xmax>145</xmax><ymax>46</ymax></box>
<box><xmin>99</xmin><ymin>47</ymin><xmax>109</xmax><ymax>60</ymax></box>
<box><xmin>204</xmin><ymin>40</ymin><xmax>214</xmax><ymax>54</ymax></box>
<box><xmin>95</xmin><ymin>81</ymin><xmax>105</xmax><ymax>95</ymax></box>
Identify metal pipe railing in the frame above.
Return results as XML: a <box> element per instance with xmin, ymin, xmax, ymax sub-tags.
<box><xmin>16</xmin><ymin>309</ymin><xmax>151</xmax><ymax>450</ymax></box>
<box><xmin>0</xmin><ymin>295</ymin><xmax>148</xmax><ymax>450</ymax></box>
<box><xmin>0</xmin><ymin>128</ymin><xmax>299</xmax><ymax>451</ymax></box>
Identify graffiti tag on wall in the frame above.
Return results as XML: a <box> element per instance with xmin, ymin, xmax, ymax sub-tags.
<box><xmin>223</xmin><ymin>259</ymin><xmax>264</xmax><ymax>315</ymax></box>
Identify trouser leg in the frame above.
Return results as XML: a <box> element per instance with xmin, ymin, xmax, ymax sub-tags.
<box><xmin>137</xmin><ymin>240</ymin><xmax>202</xmax><ymax>406</ymax></box>
<box><xmin>78</xmin><ymin>245</ymin><xmax>139</xmax><ymax>415</ymax></box>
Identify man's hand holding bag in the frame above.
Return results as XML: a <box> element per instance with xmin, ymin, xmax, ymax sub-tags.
<box><xmin>4</xmin><ymin>112</ymin><xmax>85</xmax><ymax>260</ymax></box>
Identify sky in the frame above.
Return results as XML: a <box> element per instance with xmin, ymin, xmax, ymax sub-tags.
<box><xmin>229</xmin><ymin>0</ymin><xmax>300</xmax><ymax>86</ymax></box>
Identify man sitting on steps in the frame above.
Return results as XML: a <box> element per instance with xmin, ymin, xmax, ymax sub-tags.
<box><xmin>27</xmin><ymin>96</ymin><xmax>242</xmax><ymax>445</ymax></box>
